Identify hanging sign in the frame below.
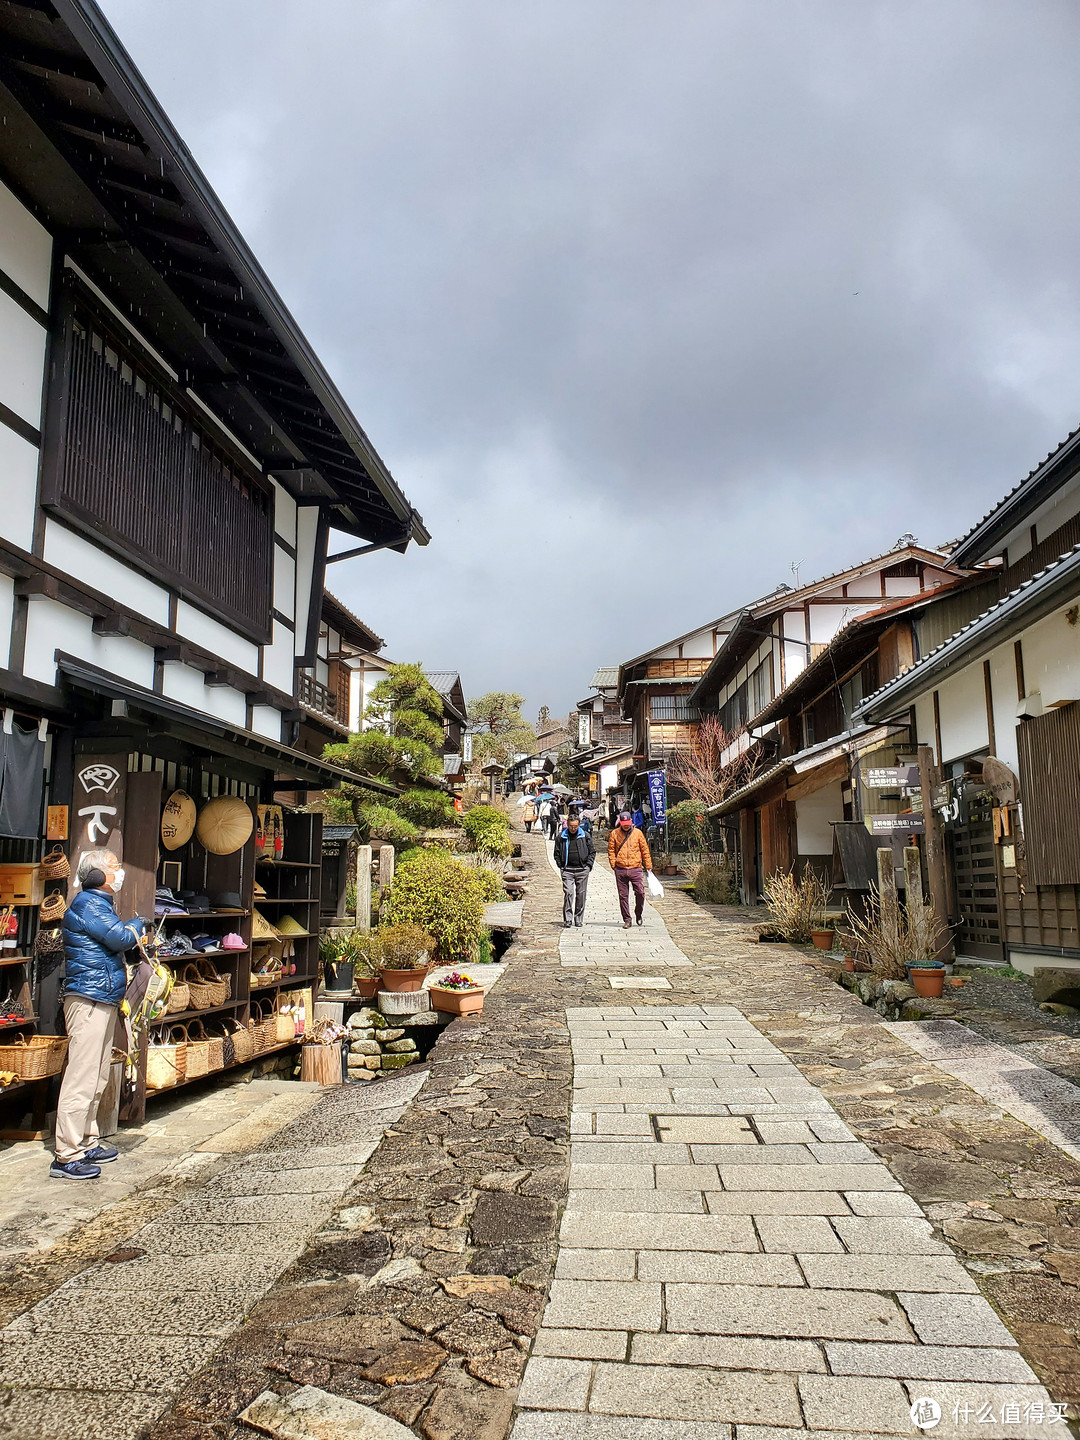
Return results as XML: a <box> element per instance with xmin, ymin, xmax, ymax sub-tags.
<box><xmin>868</xmin><ymin>813</ymin><xmax>925</xmax><ymax>835</ymax></box>
<box><xmin>73</xmin><ymin>754</ymin><xmax>126</xmax><ymax>867</ymax></box>
<box><xmin>982</xmin><ymin>756</ymin><xmax>1018</xmax><ymax>806</ymax></box>
<box><xmin>647</xmin><ymin>769</ymin><xmax>668</xmax><ymax>827</ymax></box>
<box><xmin>46</xmin><ymin>805</ymin><xmax>68</xmax><ymax>841</ymax></box>
<box><xmin>589</xmin><ymin>773</ymin><xmax>598</xmax><ymax>792</ymax></box>
<box><xmin>865</xmin><ymin>765</ymin><xmax>920</xmax><ymax>789</ymax></box>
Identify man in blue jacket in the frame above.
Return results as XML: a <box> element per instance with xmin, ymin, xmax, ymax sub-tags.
<box><xmin>553</xmin><ymin>812</ymin><xmax>595</xmax><ymax>928</ymax></box>
<box><xmin>52</xmin><ymin>849</ymin><xmax>148</xmax><ymax>1180</ymax></box>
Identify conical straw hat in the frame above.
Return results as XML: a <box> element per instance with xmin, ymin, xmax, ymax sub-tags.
<box><xmin>161</xmin><ymin>791</ymin><xmax>196</xmax><ymax>851</ymax></box>
<box><xmin>195</xmin><ymin>796</ymin><xmax>254</xmax><ymax>856</ymax></box>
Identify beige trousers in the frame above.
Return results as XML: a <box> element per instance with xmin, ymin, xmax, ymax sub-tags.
<box><xmin>54</xmin><ymin>994</ymin><xmax>119</xmax><ymax>1162</ymax></box>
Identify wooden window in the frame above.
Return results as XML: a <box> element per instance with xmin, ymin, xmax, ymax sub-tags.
<box><xmin>43</xmin><ymin>291</ymin><xmax>273</xmax><ymax>644</ymax></box>
<box><xmin>1016</xmin><ymin>702</ymin><xmax>1080</xmax><ymax>886</ymax></box>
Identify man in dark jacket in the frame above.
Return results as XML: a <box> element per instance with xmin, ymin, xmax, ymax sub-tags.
<box><xmin>52</xmin><ymin>850</ymin><xmax>147</xmax><ymax>1180</ymax></box>
<box><xmin>554</xmin><ymin>813</ymin><xmax>595</xmax><ymax>928</ymax></box>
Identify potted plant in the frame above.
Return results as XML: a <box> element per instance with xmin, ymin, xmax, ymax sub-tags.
<box><xmin>430</xmin><ymin>971</ymin><xmax>485</xmax><ymax>1016</ymax></box>
<box><xmin>907</xmin><ymin>958</ymin><xmax>946</xmax><ymax>998</ymax></box>
<box><xmin>763</xmin><ymin>864</ymin><xmax>830</xmax><ymax>946</ymax></box>
<box><xmin>371</xmin><ymin>923</ymin><xmax>436</xmax><ymax>993</ymax></box>
<box><xmin>319</xmin><ymin>931</ymin><xmax>353</xmax><ymax>994</ymax></box>
<box><xmin>340</xmin><ymin>932</ymin><xmax>380</xmax><ymax>998</ymax></box>
<box><xmin>657</xmin><ymin>852</ymin><xmax>680</xmax><ymax>877</ymax></box>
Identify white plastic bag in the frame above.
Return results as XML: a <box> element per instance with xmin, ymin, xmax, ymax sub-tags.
<box><xmin>646</xmin><ymin>870</ymin><xmax>664</xmax><ymax>900</ymax></box>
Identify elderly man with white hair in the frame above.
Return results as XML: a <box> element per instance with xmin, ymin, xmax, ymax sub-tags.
<box><xmin>51</xmin><ymin>849</ymin><xmax>148</xmax><ymax>1181</ymax></box>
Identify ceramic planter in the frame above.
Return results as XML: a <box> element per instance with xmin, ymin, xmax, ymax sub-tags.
<box><xmin>379</xmin><ymin>964</ymin><xmax>429</xmax><ymax>993</ymax></box>
<box><xmin>430</xmin><ymin>985</ymin><xmax>484</xmax><ymax>1016</ymax></box>
<box><xmin>909</xmin><ymin>967</ymin><xmax>945</xmax><ymax>998</ymax></box>
<box><xmin>353</xmin><ymin>974</ymin><xmax>380</xmax><ymax>999</ymax></box>
<box><xmin>811</xmin><ymin>929</ymin><xmax>835</xmax><ymax>951</ymax></box>
<box><xmin>324</xmin><ymin>961</ymin><xmax>353</xmax><ymax>992</ymax></box>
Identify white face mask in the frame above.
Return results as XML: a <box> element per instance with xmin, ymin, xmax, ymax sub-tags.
<box><xmin>111</xmin><ymin>867</ymin><xmax>126</xmax><ymax>892</ymax></box>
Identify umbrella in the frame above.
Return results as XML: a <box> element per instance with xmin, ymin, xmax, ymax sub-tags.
<box><xmin>549</xmin><ymin>783</ymin><xmax>573</xmax><ymax>795</ymax></box>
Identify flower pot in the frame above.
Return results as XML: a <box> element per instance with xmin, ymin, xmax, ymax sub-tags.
<box><xmin>844</xmin><ymin>956</ymin><xmax>855</xmax><ymax>973</ymax></box>
<box><xmin>324</xmin><ymin>961</ymin><xmax>353</xmax><ymax>992</ymax></box>
<box><xmin>353</xmin><ymin>974</ymin><xmax>380</xmax><ymax>999</ymax></box>
<box><xmin>662</xmin><ymin>864</ymin><xmax>679</xmax><ymax>877</ymax></box>
<box><xmin>379</xmin><ymin>964</ymin><xmax>429</xmax><ymax>993</ymax></box>
<box><xmin>430</xmin><ymin>985</ymin><xmax>484</xmax><ymax>1016</ymax></box>
<box><xmin>811</xmin><ymin>929</ymin><xmax>835</xmax><ymax>951</ymax></box>
<box><xmin>909</xmin><ymin>967</ymin><xmax>945</xmax><ymax>998</ymax></box>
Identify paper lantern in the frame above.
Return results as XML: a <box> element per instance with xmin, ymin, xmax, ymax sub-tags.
<box><xmin>161</xmin><ymin>791</ymin><xmax>196</xmax><ymax>851</ymax></box>
<box><xmin>195</xmin><ymin>796</ymin><xmax>254</xmax><ymax>856</ymax></box>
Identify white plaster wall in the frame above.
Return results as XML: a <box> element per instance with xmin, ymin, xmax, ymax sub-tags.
<box><xmin>1035</xmin><ymin>482</ymin><xmax>1080</xmax><ymax>546</ymax></box>
<box><xmin>1021</xmin><ymin>602</ymin><xmax>1080</xmax><ymax>709</ymax></box>
<box><xmin>797</xmin><ymin>780</ymin><xmax>843</xmax><ymax>854</ymax></box>
<box><xmin>251</xmin><ymin>704</ymin><xmax>283</xmax><ymax>741</ymax></box>
<box><xmin>0</xmin><ymin>422</ymin><xmax>40</xmax><ymax>552</ymax></box>
<box><xmin>0</xmin><ymin>179</ymin><xmax>52</xmax><ymax>309</ymax></box>
<box><xmin>23</xmin><ymin>596</ymin><xmax>155</xmax><ymax>688</ymax></box>
<box><xmin>846</xmin><ymin>575</ymin><xmax>883</xmax><ymax>597</ymax></box>
<box><xmin>273</xmin><ymin>481</ymin><xmax>297</xmax><ymax>545</ymax></box>
<box><xmin>0</xmin><ymin>292</ymin><xmax>46</xmax><ymax>428</ymax></box>
<box><xmin>884</xmin><ymin>576</ymin><xmax>921</xmax><ymax>596</ymax></box>
<box><xmin>0</xmin><ymin>574</ymin><xmax>13</xmax><ymax>669</ymax></box>
<box><xmin>175</xmin><ymin>599</ymin><xmax>258</xmax><ymax>675</ymax></box>
<box><xmin>43</xmin><ymin>520</ymin><xmax>170</xmax><ymax>624</ymax></box>
<box><xmin>936</xmin><ymin>662</ymin><xmax>989</xmax><ymax>762</ymax></box>
<box><xmin>913</xmin><ymin>693</ymin><xmax>937</xmax><ymax>757</ymax></box>
<box><xmin>987</xmin><ymin>644</ymin><xmax>1021</xmax><ymax>771</ymax></box>
<box><xmin>348</xmin><ymin>666</ymin><xmax>363</xmax><ymax>730</ymax></box>
<box><xmin>681</xmin><ymin>629</ymin><xmax>715</xmax><ymax>658</ymax></box>
<box><xmin>262</xmin><ymin>620</ymin><xmax>295</xmax><ymax>694</ymax></box>
<box><xmin>273</xmin><ymin>545</ymin><xmax>295</xmax><ymax>620</ymax></box>
<box><xmin>293</xmin><ymin>506</ymin><xmax>319</xmax><ymax>656</ymax></box>
<box><xmin>161</xmin><ymin>663</ymin><xmax>246</xmax><ymax>726</ymax></box>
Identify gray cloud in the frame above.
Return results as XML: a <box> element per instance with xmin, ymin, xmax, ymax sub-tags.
<box><xmin>103</xmin><ymin>0</ymin><xmax>1080</xmax><ymax>720</ymax></box>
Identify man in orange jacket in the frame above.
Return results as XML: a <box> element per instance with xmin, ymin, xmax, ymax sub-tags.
<box><xmin>607</xmin><ymin>810</ymin><xmax>653</xmax><ymax>928</ymax></box>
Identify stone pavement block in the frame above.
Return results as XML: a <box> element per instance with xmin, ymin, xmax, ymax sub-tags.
<box><xmin>831</xmin><ymin>1216</ymin><xmax>949</xmax><ymax>1255</ymax></box>
<box><xmin>691</xmin><ymin>1144</ymin><xmax>814</xmax><ymax>1165</ymax></box>
<box><xmin>719</xmin><ymin>1163</ymin><xmax>900</xmax><ymax>1191</ymax></box>
<box><xmin>512</xmin><ymin>1412</ymin><xmax>733</xmax><ymax>1439</ymax></box>
<box><xmin>825</xmin><ymin>1341</ymin><xmax>1037</xmax><ymax>1382</ymax></box>
<box><xmin>636</xmin><ymin>1252</ymin><xmax>804</xmax><ymax>1285</ymax></box>
<box><xmin>568</xmin><ymin>1188</ymin><xmax>706</xmax><ymax>1214</ymax></box>
<box><xmin>533</xmin><ymin>1329</ymin><xmax>630</xmax><ymax>1361</ymax></box>
<box><xmin>576</xmin><ymin>1064</ymin><xmax>666</xmax><ymax>1078</ymax></box>
<box><xmin>754</xmin><ymin>1215</ymin><xmax>843</xmax><ymax>1253</ymax></box>
<box><xmin>587</xmin><ymin>1362</ymin><xmax>801</xmax><ymax>1424</ymax></box>
<box><xmin>808</xmin><ymin>1116</ymin><xmax>857</xmax><ymax>1142</ymax></box>
<box><xmin>561</xmin><ymin>1212</ymin><xmax>758</xmax><ymax>1252</ymax></box>
<box><xmin>594</xmin><ymin>1114</ymin><xmax>654</xmax><ymax>1135</ymax></box>
<box><xmin>0</xmin><ymin>1388</ymin><xmax>166</xmax><ymax>1440</ymax></box>
<box><xmin>629</xmin><ymin>1333</ymin><xmax>825</xmax><ymax>1373</ymax></box>
<box><xmin>800</xmin><ymin>1254</ymin><xmax>978</xmax><ymax>1293</ymax></box>
<box><xmin>657</xmin><ymin>1164</ymin><xmax>722</xmax><ymax>1190</ymax></box>
<box><xmin>753</xmin><ymin>1121</ymin><xmax>816</xmax><ymax>1144</ymax></box>
<box><xmin>0</xmin><ymin>1333</ymin><xmax>221</xmax><ymax>1392</ymax></box>
<box><xmin>844</xmin><ymin>1192</ymin><xmax>924</xmax><ymax>1217</ymax></box>
<box><xmin>543</xmin><ymin>1280</ymin><xmax>662</xmax><ymax>1331</ymax></box>
<box><xmin>555</xmin><ymin>1249</ymin><xmax>637</xmax><ymax>1280</ymax></box>
<box><xmin>807</xmin><ymin>1141</ymin><xmax>879</xmax><ymax>1164</ymax></box>
<box><xmin>706</xmin><ymin>1191</ymin><xmax>850</xmax><ymax>1216</ymax></box>
<box><xmin>5</xmin><ymin>1286</ymin><xmax>245</xmax><ymax>1338</ymax></box>
<box><xmin>900</xmin><ymin>1383</ymin><xmax>1056</xmax><ymax>1439</ymax></box>
<box><xmin>671</xmin><ymin>1092</ymin><xmax>770</xmax><ymax>1113</ymax></box>
<box><xmin>609</xmin><ymin>977</ymin><xmax>673</xmax><ymax>989</ymax></box>
<box><xmin>665</xmin><ymin>1283</ymin><xmax>912</xmax><ymax>1340</ymax></box>
<box><xmin>655</xmin><ymin>1117</ymin><xmax>756</xmax><ymax>1144</ymax></box>
<box><xmin>897</xmin><ymin>1293</ymin><xmax>1019</xmax><ymax>1348</ymax></box>
<box><xmin>798</xmin><ymin>1374</ymin><xmax>911</xmax><ymax>1434</ymax></box>
<box><xmin>518</xmin><ymin>1356</ymin><xmax>593</xmax><ymax>1411</ymax></box>
<box><xmin>569</xmin><ymin>1164</ymin><xmax>656</xmax><ymax>1189</ymax></box>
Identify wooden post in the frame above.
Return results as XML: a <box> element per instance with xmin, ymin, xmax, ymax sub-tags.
<box><xmin>877</xmin><ymin>847</ymin><xmax>899</xmax><ymax>953</ymax></box>
<box><xmin>903</xmin><ymin>845</ymin><xmax>924</xmax><ymax>920</ymax></box>
<box><xmin>378</xmin><ymin>845</ymin><xmax>395</xmax><ymax>904</ymax></box>
<box><xmin>356</xmin><ymin>845</ymin><xmax>372</xmax><ymax>933</ymax></box>
<box><xmin>917</xmin><ymin>744</ymin><xmax>953</xmax><ymax>958</ymax></box>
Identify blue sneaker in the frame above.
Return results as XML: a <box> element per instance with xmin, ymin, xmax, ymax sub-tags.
<box><xmin>49</xmin><ymin>1158</ymin><xmax>101</xmax><ymax>1180</ymax></box>
<box><xmin>82</xmin><ymin>1144</ymin><xmax>118</xmax><ymax>1164</ymax></box>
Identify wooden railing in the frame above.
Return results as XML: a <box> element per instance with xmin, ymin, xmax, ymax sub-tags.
<box><xmin>298</xmin><ymin>672</ymin><xmax>348</xmax><ymax>726</ymax></box>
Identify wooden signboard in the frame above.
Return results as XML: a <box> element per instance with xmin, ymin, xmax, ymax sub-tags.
<box><xmin>72</xmin><ymin>754</ymin><xmax>126</xmax><ymax>868</ymax></box>
<box><xmin>46</xmin><ymin>805</ymin><xmax>68</xmax><ymax>840</ymax></box>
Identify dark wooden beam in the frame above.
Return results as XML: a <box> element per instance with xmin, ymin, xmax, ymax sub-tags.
<box><xmin>7</xmin><ymin>39</ymin><xmax>101</xmax><ymax>85</ymax></box>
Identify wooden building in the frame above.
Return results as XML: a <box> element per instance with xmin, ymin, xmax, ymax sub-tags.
<box><xmin>858</xmin><ymin>428</ymin><xmax>1080</xmax><ymax>970</ymax></box>
<box><xmin>0</xmin><ymin>0</ymin><xmax>423</xmax><ymax>1115</ymax></box>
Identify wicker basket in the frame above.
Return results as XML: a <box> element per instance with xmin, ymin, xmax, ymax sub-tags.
<box><xmin>252</xmin><ymin>1000</ymin><xmax>276</xmax><ymax>1051</ymax></box>
<box><xmin>40</xmin><ymin>847</ymin><xmax>70</xmax><ymax>880</ymax></box>
<box><xmin>195</xmin><ymin>957</ymin><xmax>230</xmax><ymax>1006</ymax></box>
<box><xmin>181</xmin><ymin>963</ymin><xmax>214</xmax><ymax>1010</ymax></box>
<box><xmin>181</xmin><ymin>1021</ymin><xmax>210</xmax><ymax>1079</ymax></box>
<box><xmin>146</xmin><ymin>1031</ymin><xmax>186</xmax><ymax>1090</ymax></box>
<box><xmin>165</xmin><ymin>971</ymin><xmax>190</xmax><ymax>1014</ymax></box>
<box><xmin>0</xmin><ymin>1033</ymin><xmax>68</xmax><ymax>1080</ymax></box>
<box><xmin>194</xmin><ymin>1019</ymin><xmax>225</xmax><ymax>1071</ymax></box>
<box><xmin>228</xmin><ymin>1017</ymin><xmax>254</xmax><ymax>1064</ymax></box>
<box><xmin>39</xmin><ymin>892</ymin><xmax>66</xmax><ymax>924</ymax></box>
<box><xmin>274</xmin><ymin>1004</ymin><xmax>296</xmax><ymax>1043</ymax></box>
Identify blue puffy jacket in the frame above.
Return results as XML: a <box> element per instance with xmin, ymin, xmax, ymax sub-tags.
<box><xmin>62</xmin><ymin>887</ymin><xmax>145</xmax><ymax>1005</ymax></box>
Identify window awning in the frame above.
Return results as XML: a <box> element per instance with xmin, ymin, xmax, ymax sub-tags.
<box><xmin>56</xmin><ymin>654</ymin><xmax>399</xmax><ymax>795</ymax></box>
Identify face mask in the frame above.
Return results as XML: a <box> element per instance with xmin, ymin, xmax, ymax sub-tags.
<box><xmin>111</xmin><ymin>867</ymin><xmax>126</xmax><ymax>892</ymax></box>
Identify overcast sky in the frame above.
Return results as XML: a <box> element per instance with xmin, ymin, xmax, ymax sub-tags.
<box><xmin>102</xmin><ymin>0</ymin><xmax>1080</xmax><ymax>724</ymax></box>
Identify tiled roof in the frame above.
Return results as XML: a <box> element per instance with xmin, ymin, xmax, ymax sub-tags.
<box><xmin>950</xmin><ymin>424</ymin><xmax>1080</xmax><ymax>564</ymax></box>
<box><xmin>591</xmin><ymin>666</ymin><xmax>620</xmax><ymax>688</ymax></box>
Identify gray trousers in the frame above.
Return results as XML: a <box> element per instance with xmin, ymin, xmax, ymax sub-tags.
<box><xmin>55</xmin><ymin>995</ymin><xmax>120</xmax><ymax>1162</ymax></box>
<box><xmin>561</xmin><ymin>867</ymin><xmax>590</xmax><ymax>925</ymax></box>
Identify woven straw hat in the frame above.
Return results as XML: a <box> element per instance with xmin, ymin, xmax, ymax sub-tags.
<box><xmin>275</xmin><ymin>914</ymin><xmax>308</xmax><ymax>937</ymax></box>
<box><xmin>251</xmin><ymin>909</ymin><xmax>281</xmax><ymax>940</ymax></box>
<box><xmin>195</xmin><ymin>796</ymin><xmax>253</xmax><ymax>856</ymax></box>
<box><xmin>161</xmin><ymin>791</ymin><xmax>197</xmax><ymax>851</ymax></box>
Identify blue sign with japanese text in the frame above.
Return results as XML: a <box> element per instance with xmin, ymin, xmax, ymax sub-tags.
<box><xmin>647</xmin><ymin>769</ymin><xmax>668</xmax><ymax>828</ymax></box>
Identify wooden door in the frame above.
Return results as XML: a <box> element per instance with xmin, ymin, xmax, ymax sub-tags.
<box><xmin>947</xmin><ymin>786</ymin><xmax>1003</xmax><ymax>961</ymax></box>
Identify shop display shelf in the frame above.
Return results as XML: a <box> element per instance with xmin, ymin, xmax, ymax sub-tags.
<box><xmin>250</xmin><ymin>897</ymin><xmax>318</xmax><ymax>904</ymax></box>
<box><xmin>158</xmin><ymin>910</ymin><xmax>248</xmax><ymax>921</ymax></box>
<box><xmin>256</xmin><ymin>860</ymin><xmax>319</xmax><ymax>869</ymax></box>
<box><xmin>0</xmin><ymin>1015</ymin><xmax>37</xmax><ymax>1030</ymax></box>
<box><xmin>251</xmin><ymin>974</ymin><xmax>311</xmax><ymax>992</ymax></box>
<box><xmin>147</xmin><ymin>1037</ymin><xmax>301</xmax><ymax>1095</ymax></box>
<box><xmin>150</xmin><ymin>999</ymin><xmax>239</xmax><ymax>1025</ymax></box>
<box><xmin>0</xmin><ymin>955</ymin><xmax>30</xmax><ymax>967</ymax></box>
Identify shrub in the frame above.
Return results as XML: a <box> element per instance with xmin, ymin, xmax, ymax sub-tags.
<box><xmin>845</xmin><ymin>887</ymin><xmax>947</xmax><ymax>980</ymax></box>
<box><xmin>763</xmin><ymin>863</ymin><xmax>828</xmax><ymax>944</ymax></box>
<box><xmin>669</xmin><ymin>799</ymin><xmax>710</xmax><ymax>851</ymax></box>
<box><xmin>462</xmin><ymin>804</ymin><xmax>512</xmax><ymax>857</ymax></box>
<box><xmin>395</xmin><ymin>788</ymin><xmax>458</xmax><ymax>828</ymax></box>
<box><xmin>361</xmin><ymin>922</ymin><xmax>436</xmax><ymax>971</ymax></box>
<box><xmin>361</xmin><ymin>804</ymin><xmax>420</xmax><ymax>850</ymax></box>
<box><xmin>385</xmin><ymin>848</ymin><xmax>485</xmax><ymax>962</ymax></box>
<box><xmin>472</xmin><ymin>866</ymin><xmax>503</xmax><ymax>902</ymax></box>
<box><xmin>693</xmin><ymin>859</ymin><xmax>739</xmax><ymax>905</ymax></box>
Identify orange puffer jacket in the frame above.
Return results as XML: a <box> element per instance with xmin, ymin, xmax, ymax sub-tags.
<box><xmin>607</xmin><ymin>826</ymin><xmax>652</xmax><ymax>871</ymax></box>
